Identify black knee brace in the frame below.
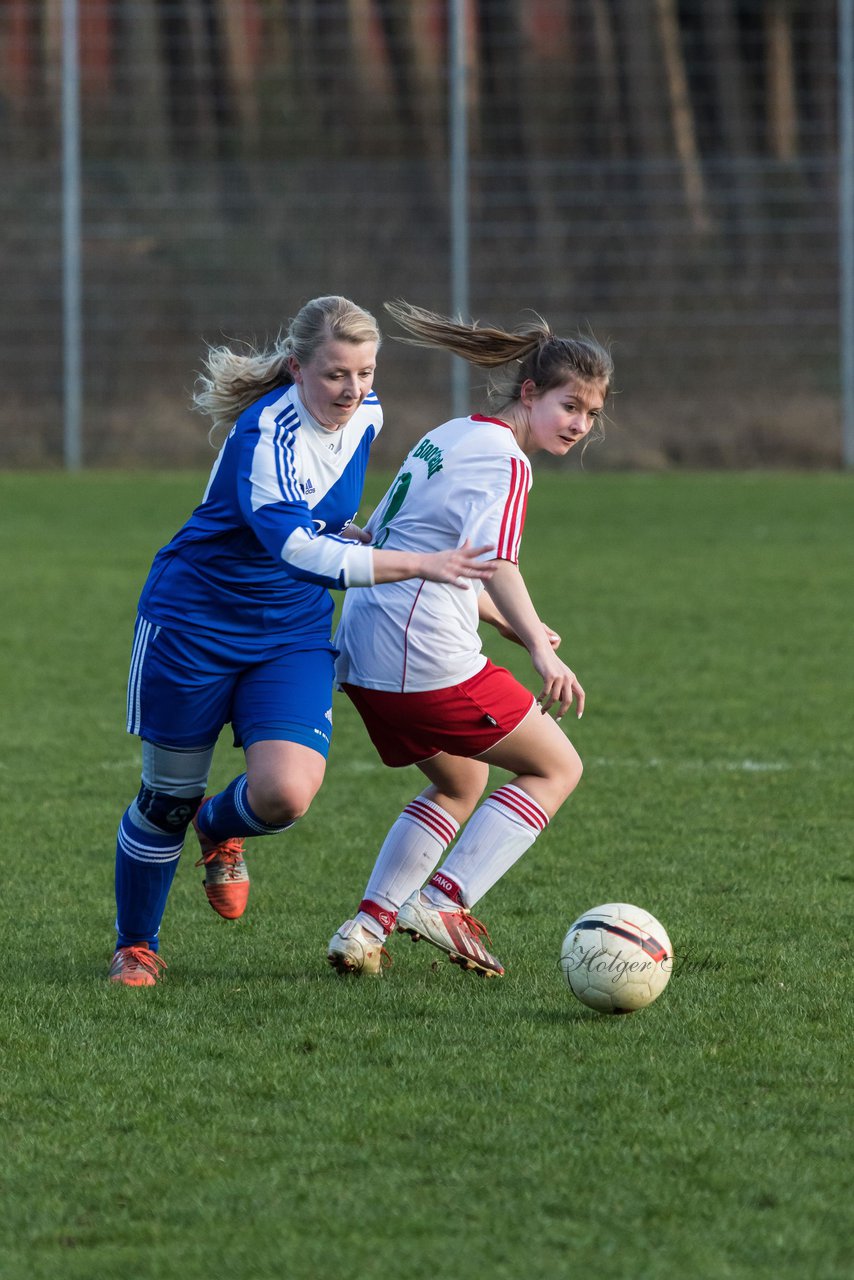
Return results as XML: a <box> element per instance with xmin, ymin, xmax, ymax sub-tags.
<box><xmin>135</xmin><ymin>784</ymin><xmax>203</xmax><ymax>835</ymax></box>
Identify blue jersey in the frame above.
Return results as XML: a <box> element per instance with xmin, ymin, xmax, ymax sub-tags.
<box><xmin>138</xmin><ymin>383</ymin><xmax>382</xmax><ymax>649</ymax></box>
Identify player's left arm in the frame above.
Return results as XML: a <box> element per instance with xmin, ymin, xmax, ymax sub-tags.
<box><xmin>237</xmin><ymin>414</ymin><xmax>375</xmax><ymax>588</ymax></box>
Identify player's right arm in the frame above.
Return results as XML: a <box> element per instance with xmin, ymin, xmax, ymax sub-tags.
<box><xmin>478</xmin><ymin>590</ymin><xmax>561</xmax><ymax>650</ymax></box>
<box><xmin>485</xmin><ymin>560</ymin><xmax>584</xmax><ymax>720</ymax></box>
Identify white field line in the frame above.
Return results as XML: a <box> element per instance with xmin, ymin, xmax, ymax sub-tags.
<box><xmin>97</xmin><ymin>756</ymin><xmax>815</xmax><ymax>776</ymax></box>
<box><xmin>336</xmin><ymin>756</ymin><xmax>805</xmax><ymax>776</ymax></box>
<box><xmin>587</xmin><ymin>757</ymin><xmax>794</xmax><ymax>773</ymax></box>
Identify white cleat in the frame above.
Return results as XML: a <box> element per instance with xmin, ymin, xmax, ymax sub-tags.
<box><xmin>396</xmin><ymin>892</ymin><xmax>504</xmax><ymax>978</ymax></box>
<box><xmin>327</xmin><ymin>919</ymin><xmax>389</xmax><ymax>976</ymax></box>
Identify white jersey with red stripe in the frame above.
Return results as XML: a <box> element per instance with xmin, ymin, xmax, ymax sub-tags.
<box><xmin>335</xmin><ymin>414</ymin><xmax>531</xmax><ymax>692</ymax></box>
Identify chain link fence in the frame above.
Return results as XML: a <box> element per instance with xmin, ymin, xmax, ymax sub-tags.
<box><xmin>0</xmin><ymin>0</ymin><xmax>845</xmax><ymax>468</ymax></box>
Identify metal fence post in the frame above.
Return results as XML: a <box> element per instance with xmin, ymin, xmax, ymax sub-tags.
<box><xmin>449</xmin><ymin>0</ymin><xmax>470</xmax><ymax>418</ymax></box>
<box><xmin>62</xmin><ymin>0</ymin><xmax>83</xmax><ymax>470</ymax></box>
<box><xmin>841</xmin><ymin>0</ymin><xmax>854</xmax><ymax>467</ymax></box>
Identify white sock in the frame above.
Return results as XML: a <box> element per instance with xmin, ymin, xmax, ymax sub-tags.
<box><xmin>356</xmin><ymin>795</ymin><xmax>459</xmax><ymax>937</ymax></box>
<box><xmin>426</xmin><ymin>783</ymin><xmax>549</xmax><ymax>909</ymax></box>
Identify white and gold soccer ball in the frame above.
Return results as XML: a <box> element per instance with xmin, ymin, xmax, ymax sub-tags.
<box><xmin>560</xmin><ymin>903</ymin><xmax>673</xmax><ymax>1013</ymax></box>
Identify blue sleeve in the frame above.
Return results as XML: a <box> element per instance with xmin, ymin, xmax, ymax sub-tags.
<box><xmin>236</xmin><ymin>402</ymin><xmax>372</xmax><ymax>590</ymax></box>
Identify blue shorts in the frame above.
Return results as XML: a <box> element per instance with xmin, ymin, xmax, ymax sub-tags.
<box><xmin>126</xmin><ymin>615</ymin><xmax>336</xmax><ymax>756</ymax></box>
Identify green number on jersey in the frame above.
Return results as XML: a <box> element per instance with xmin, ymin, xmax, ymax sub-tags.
<box><xmin>373</xmin><ymin>471</ymin><xmax>412</xmax><ymax>548</ymax></box>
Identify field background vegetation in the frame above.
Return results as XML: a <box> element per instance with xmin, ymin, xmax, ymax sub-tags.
<box><xmin>0</xmin><ymin>469</ymin><xmax>851</xmax><ymax>1279</ymax></box>
<box><xmin>2</xmin><ymin>1</ymin><xmax>845</xmax><ymax>468</ymax></box>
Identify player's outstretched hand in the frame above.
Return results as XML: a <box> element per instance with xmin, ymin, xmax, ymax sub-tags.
<box><xmin>340</xmin><ymin>522</ymin><xmax>373</xmax><ymax>544</ymax></box>
<box><xmin>420</xmin><ymin>539</ymin><xmax>495</xmax><ymax>590</ymax></box>
<box><xmin>533</xmin><ymin>651</ymin><xmax>585</xmax><ymax>721</ymax></box>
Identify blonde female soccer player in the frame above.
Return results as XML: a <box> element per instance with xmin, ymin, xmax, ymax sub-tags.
<box><xmin>109</xmin><ymin>296</ymin><xmax>492</xmax><ymax>986</ymax></box>
<box><xmin>328</xmin><ymin>300</ymin><xmax>612</xmax><ymax>978</ymax></box>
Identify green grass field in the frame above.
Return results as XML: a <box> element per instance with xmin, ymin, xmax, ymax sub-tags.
<box><xmin>1</xmin><ymin>469</ymin><xmax>851</xmax><ymax>1280</ymax></box>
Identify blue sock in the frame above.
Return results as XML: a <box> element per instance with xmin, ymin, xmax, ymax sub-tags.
<box><xmin>196</xmin><ymin>775</ymin><xmax>294</xmax><ymax>843</ymax></box>
<box><xmin>115</xmin><ymin>807</ymin><xmax>184</xmax><ymax>951</ymax></box>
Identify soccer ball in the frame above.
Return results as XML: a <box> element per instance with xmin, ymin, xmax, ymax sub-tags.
<box><xmin>559</xmin><ymin>903</ymin><xmax>673</xmax><ymax>1014</ymax></box>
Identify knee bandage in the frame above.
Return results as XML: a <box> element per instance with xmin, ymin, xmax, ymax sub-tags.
<box><xmin>130</xmin><ymin>741</ymin><xmax>215</xmax><ymax>836</ymax></box>
<box><xmin>134</xmin><ymin>785</ymin><xmax>202</xmax><ymax>835</ymax></box>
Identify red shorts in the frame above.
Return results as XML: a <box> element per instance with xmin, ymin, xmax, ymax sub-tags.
<box><xmin>341</xmin><ymin>660</ymin><xmax>536</xmax><ymax>767</ymax></box>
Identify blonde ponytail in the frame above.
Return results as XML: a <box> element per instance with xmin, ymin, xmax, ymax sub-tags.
<box><xmin>194</xmin><ymin>296</ymin><xmax>381</xmax><ymax>440</ymax></box>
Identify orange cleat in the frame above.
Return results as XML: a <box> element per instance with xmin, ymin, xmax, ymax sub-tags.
<box><xmin>193</xmin><ymin>802</ymin><xmax>250</xmax><ymax>920</ymax></box>
<box><xmin>108</xmin><ymin>944</ymin><xmax>167</xmax><ymax>987</ymax></box>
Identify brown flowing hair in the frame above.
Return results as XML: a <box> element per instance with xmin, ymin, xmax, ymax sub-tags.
<box><xmin>384</xmin><ymin>300</ymin><xmax>613</xmax><ymax>419</ymax></box>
